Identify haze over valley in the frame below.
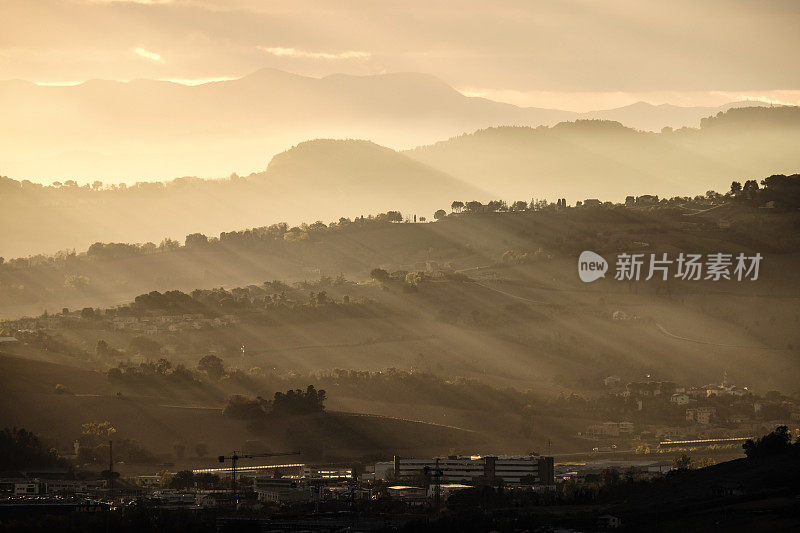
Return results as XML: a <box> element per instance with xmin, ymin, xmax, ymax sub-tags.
<box><xmin>2</xmin><ymin>2</ymin><xmax>800</xmax><ymax>530</ymax></box>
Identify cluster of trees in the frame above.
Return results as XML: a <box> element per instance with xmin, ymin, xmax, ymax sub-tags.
<box><xmin>0</xmin><ymin>208</ymin><xmax>407</xmax><ymax>271</ymax></box>
<box><xmin>123</xmin><ymin>282</ymin><xmax>359</xmax><ymax>317</ymax></box>
<box><xmin>0</xmin><ymin>427</ymin><xmax>64</xmax><ymax>470</ymax></box>
<box><xmin>730</xmin><ymin>174</ymin><xmax>800</xmax><ymax>209</ymax></box>
<box><xmin>107</xmin><ymin>357</ymin><xmax>197</xmax><ymax>383</ymax></box>
<box><xmin>132</xmin><ymin>290</ymin><xmax>206</xmax><ymax>315</ymax></box>
<box><xmin>439</xmin><ymin>177</ymin><xmax>800</xmax><ymax>220</ymax></box>
<box><xmin>105</xmin><ymin>354</ymin><xmax>263</xmax><ymax>390</ymax></box>
<box><xmin>742</xmin><ymin>425</ymin><xmax>799</xmax><ymax>459</ymax></box>
<box><xmin>222</xmin><ymin>385</ymin><xmax>327</xmax><ymax>420</ymax></box>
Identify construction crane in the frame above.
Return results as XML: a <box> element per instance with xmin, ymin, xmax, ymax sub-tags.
<box><xmin>423</xmin><ymin>457</ymin><xmax>443</xmax><ymax>511</ymax></box>
<box><xmin>217</xmin><ymin>450</ymin><xmax>300</xmax><ymax>504</ymax></box>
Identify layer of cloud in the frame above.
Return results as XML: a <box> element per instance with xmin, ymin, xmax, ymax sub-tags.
<box><xmin>133</xmin><ymin>47</ymin><xmax>164</xmax><ymax>62</ymax></box>
<box><xmin>259</xmin><ymin>47</ymin><xmax>370</xmax><ymax>60</ymax></box>
<box><xmin>2</xmin><ymin>0</ymin><xmax>799</xmax><ymax>97</ymax></box>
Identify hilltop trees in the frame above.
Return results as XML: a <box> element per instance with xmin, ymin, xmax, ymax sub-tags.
<box><xmin>465</xmin><ymin>201</ymin><xmax>483</xmax><ymax>213</ymax></box>
<box><xmin>184</xmin><ymin>233</ymin><xmax>209</xmax><ymax>248</ymax></box>
<box><xmin>223</xmin><ymin>385</ymin><xmax>327</xmax><ymax>420</ymax></box>
<box><xmin>273</xmin><ymin>385</ymin><xmax>327</xmax><ymax>415</ymax></box>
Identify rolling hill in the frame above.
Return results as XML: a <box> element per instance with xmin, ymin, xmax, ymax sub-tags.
<box><xmin>2</xmin><ymin>106</ymin><xmax>800</xmax><ymax>258</ymax></box>
<box><xmin>407</xmin><ymin>106</ymin><xmax>800</xmax><ymax>201</ymax></box>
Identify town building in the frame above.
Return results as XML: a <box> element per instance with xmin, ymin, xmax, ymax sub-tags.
<box><xmin>670</xmin><ymin>393</ymin><xmax>690</xmax><ymax>405</ymax></box>
<box><xmin>686</xmin><ymin>406</ymin><xmax>716</xmax><ymax>424</ymax></box>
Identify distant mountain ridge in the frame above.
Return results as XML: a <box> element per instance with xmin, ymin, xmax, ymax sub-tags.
<box><xmin>0</xmin><ymin>68</ymin><xmax>778</xmax><ymax>182</ymax></box>
<box><xmin>407</xmin><ymin>106</ymin><xmax>800</xmax><ymax>201</ymax></box>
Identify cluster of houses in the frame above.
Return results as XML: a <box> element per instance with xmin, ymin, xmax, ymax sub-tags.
<box><xmin>581</xmin><ymin>377</ymin><xmax>800</xmax><ymax>446</ymax></box>
<box><xmin>108</xmin><ymin>314</ymin><xmax>239</xmax><ymax>334</ymax></box>
<box><xmin>0</xmin><ymin>312</ymin><xmax>240</xmax><ymax>336</ymax></box>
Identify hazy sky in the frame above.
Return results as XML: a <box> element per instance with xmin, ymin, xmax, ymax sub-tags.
<box><xmin>3</xmin><ymin>0</ymin><xmax>799</xmax><ymax>110</ymax></box>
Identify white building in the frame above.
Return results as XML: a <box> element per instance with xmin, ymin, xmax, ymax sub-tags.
<box><xmin>670</xmin><ymin>393</ymin><xmax>690</xmax><ymax>405</ymax></box>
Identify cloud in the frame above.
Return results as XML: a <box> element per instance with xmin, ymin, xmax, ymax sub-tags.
<box><xmin>258</xmin><ymin>47</ymin><xmax>370</xmax><ymax>60</ymax></box>
<box><xmin>133</xmin><ymin>47</ymin><xmax>164</xmax><ymax>62</ymax></box>
<box><xmin>84</xmin><ymin>1</ymin><xmax>174</xmax><ymax>4</ymax></box>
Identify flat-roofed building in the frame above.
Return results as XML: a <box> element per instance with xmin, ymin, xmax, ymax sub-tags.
<box><xmin>392</xmin><ymin>455</ymin><xmax>554</xmax><ymax>486</ymax></box>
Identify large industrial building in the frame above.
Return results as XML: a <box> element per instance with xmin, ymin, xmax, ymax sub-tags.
<box><xmin>386</xmin><ymin>455</ymin><xmax>555</xmax><ymax>486</ymax></box>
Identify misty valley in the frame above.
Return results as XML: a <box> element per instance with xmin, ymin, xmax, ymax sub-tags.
<box><xmin>2</xmin><ymin>10</ymin><xmax>800</xmax><ymax>528</ymax></box>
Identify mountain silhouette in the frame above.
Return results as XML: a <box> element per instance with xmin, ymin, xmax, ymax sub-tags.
<box><xmin>0</xmin><ymin>69</ymin><xmax>776</xmax><ymax>182</ymax></box>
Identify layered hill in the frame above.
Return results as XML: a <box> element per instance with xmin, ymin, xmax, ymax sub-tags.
<box><xmin>0</xmin><ymin>68</ymin><xmax>772</xmax><ymax>182</ymax></box>
<box><xmin>2</xmin><ymin>106</ymin><xmax>800</xmax><ymax>258</ymax></box>
<box><xmin>407</xmin><ymin>106</ymin><xmax>800</xmax><ymax>201</ymax></box>
<box><xmin>0</xmin><ymin>139</ymin><xmax>482</xmax><ymax>257</ymax></box>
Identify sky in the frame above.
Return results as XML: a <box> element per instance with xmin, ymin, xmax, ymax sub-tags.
<box><xmin>2</xmin><ymin>0</ymin><xmax>800</xmax><ymax>111</ymax></box>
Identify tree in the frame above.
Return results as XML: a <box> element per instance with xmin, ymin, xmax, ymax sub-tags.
<box><xmin>486</xmin><ymin>200</ymin><xmax>507</xmax><ymax>212</ymax></box>
<box><xmin>370</xmin><ymin>268</ymin><xmax>390</xmax><ymax>283</ymax></box>
<box><xmin>451</xmin><ymin>201</ymin><xmax>464</xmax><ymax>213</ymax></box>
<box><xmin>198</xmin><ymin>355</ymin><xmax>225</xmax><ymax>380</ymax></box>
<box><xmin>91</xmin><ymin>180</ymin><xmax>103</xmax><ymax>191</ymax></box>
<box><xmin>464</xmin><ymin>201</ymin><xmax>483</xmax><ymax>213</ymax></box>
<box><xmin>222</xmin><ymin>395</ymin><xmax>267</xmax><ymax>419</ymax></box>
<box><xmin>433</xmin><ymin>209</ymin><xmax>447</xmax><ymax>220</ymax></box>
<box><xmin>510</xmin><ymin>201</ymin><xmax>528</xmax><ymax>212</ymax></box>
<box><xmin>741</xmin><ymin>179</ymin><xmax>760</xmax><ymax>204</ymax></box>
<box><xmin>184</xmin><ymin>233</ymin><xmax>208</xmax><ymax>248</ymax></box>
<box><xmin>272</xmin><ymin>385</ymin><xmax>326</xmax><ymax>415</ymax></box>
<box><xmin>158</xmin><ymin>238</ymin><xmax>181</xmax><ymax>251</ymax></box>
<box><xmin>743</xmin><ymin>426</ymin><xmax>792</xmax><ymax>458</ymax></box>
